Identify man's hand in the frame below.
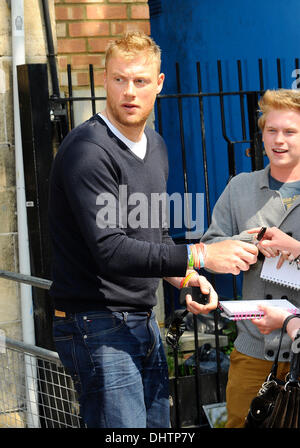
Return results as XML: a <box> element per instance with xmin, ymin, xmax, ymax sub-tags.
<box><xmin>183</xmin><ymin>271</ymin><xmax>218</xmax><ymax>315</ymax></box>
<box><xmin>202</xmin><ymin>240</ymin><xmax>258</xmax><ymax>275</ymax></box>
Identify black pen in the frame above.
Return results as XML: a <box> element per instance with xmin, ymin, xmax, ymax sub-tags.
<box><xmin>255</xmin><ymin>226</ymin><xmax>267</xmax><ymax>244</ymax></box>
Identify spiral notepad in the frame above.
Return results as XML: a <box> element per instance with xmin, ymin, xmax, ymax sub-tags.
<box><xmin>260</xmin><ymin>255</ymin><xmax>300</xmax><ymax>290</ymax></box>
<box><xmin>218</xmin><ymin>299</ymin><xmax>299</xmax><ymax>321</ymax></box>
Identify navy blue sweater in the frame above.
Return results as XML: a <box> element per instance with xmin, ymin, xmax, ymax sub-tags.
<box><xmin>48</xmin><ymin>115</ymin><xmax>187</xmax><ymax>312</ymax></box>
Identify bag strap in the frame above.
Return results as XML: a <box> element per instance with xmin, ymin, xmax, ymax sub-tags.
<box><xmin>289</xmin><ymin>350</ymin><xmax>300</xmax><ymax>383</ymax></box>
<box><xmin>269</xmin><ymin>314</ymin><xmax>300</xmax><ymax>379</ymax></box>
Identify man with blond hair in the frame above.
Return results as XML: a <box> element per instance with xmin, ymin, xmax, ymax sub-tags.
<box><xmin>48</xmin><ymin>32</ymin><xmax>258</xmax><ymax>428</ymax></box>
<box><xmin>202</xmin><ymin>88</ymin><xmax>300</xmax><ymax>427</ymax></box>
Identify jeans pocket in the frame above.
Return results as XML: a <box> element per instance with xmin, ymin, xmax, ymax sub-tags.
<box><xmin>82</xmin><ymin>311</ymin><xmax>126</xmax><ymax>337</ymax></box>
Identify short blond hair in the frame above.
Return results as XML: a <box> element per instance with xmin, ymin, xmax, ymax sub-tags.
<box><xmin>258</xmin><ymin>89</ymin><xmax>300</xmax><ymax>130</ymax></box>
<box><xmin>105</xmin><ymin>31</ymin><xmax>162</xmax><ymax>73</ymax></box>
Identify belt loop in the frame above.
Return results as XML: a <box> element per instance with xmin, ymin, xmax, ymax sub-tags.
<box><xmin>123</xmin><ymin>311</ymin><xmax>128</xmax><ymax>322</ymax></box>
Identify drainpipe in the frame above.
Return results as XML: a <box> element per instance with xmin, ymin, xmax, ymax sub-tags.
<box><xmin>11</xmin><ymin>0</ymin><xmax>39</xmax><ymax>427</ymax></box>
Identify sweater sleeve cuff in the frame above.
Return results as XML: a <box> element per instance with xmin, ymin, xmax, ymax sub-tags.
<box><xmin>162</xmin><ymin>243</ymin><xmax>188</xmax><ymax>277</ymax></box>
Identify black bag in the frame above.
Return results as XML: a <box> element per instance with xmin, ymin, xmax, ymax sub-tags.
<box><xmin>245</xmin><ymin>318</ymin><xmax>300</xmax><ymax>428</ymax></box>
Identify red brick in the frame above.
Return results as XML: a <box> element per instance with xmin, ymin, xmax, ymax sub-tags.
<box><xmin>94</xmin><ymin>70</ymin><xmax>105</xmax><ymax>87</ymax></box>
<box><xmin>69</xmin><ymin>22</ymin><xmax>109</xmax><ymax>37</ymax></box>
<box><xmin>86</xmin><ymin>5</ymin><xmax>127</xmax><ymax>20</ymax></box>
<box><xmin>76</xmin><ymin>72</ymin><xmax>90</xmax><ymax>86</ymax></box>
<box><xmin>57</xmin><ymin>38</ymin><xmax>86</xmax><ymax>53</ymax></box>
<box><xmin>110</xmin><ymin>21</ymin><xmax>150</xmax><ymax>36</ymax></box>
<box><xmin>88</xmin><ymin>37</ymin><xmax>114</xmax><ymax>53</ymax></box>
<box><xmin>55</xmin><ymin>6</ymin><xmax>69</xmax><ymax>20</ymax></box>
<box><xmin>73</xmin><ymin>70</ymin><xmax>104</xmax><ymax>87</ymax></box>
<box><xmin>71</xmin><ymin>54</ymin><xmax>105</xmax><ymax>69</ymax></box>
<box><xmin>69</xmin><ymin>6</ymin><xmax>85</xmax><ymax>20</ymax></box>
<box><xmin>131</xmin><ymin>5</ymin><xmax>149</xmax><ymax>20</ymax></box>
<box><xmin>55</xmin><ymin>6</ymin><xmax>84</xmax><ymax>20</ymax></box>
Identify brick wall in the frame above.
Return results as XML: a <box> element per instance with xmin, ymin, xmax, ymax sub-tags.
<box><xmin>54</xmin><ymin>0</ymin><xmax>150</xmax><ymax>90</ymax></box>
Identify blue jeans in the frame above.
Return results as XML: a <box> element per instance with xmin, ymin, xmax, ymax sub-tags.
<box><xmin>53</xmin><ymin>309</ymin><xmax>170</xmax><ymax>428</ymax></box>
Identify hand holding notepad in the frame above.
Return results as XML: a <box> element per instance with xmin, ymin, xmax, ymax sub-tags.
<box><xmin>218</xmin><ymin>299</ymin><xmax>299</xmax><ymax>321</ymax></box>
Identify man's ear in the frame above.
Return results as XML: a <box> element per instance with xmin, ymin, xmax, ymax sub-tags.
<box><xmin>157</xmin><ymin>73</ymin><xmax>165</xmax><ymax>94</ymax></box>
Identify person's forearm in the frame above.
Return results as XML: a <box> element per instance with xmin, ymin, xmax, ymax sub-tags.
<box><xmin>164</xmin><ymin>276</ymin><xmax>184</xmax><ymax>289</ymax></box>
<box><xmin>286</xmin><ymin>317</ymin><xmax>300</xmax><ymax>341</ymax></box>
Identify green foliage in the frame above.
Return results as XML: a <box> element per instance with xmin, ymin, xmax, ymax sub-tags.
<box><xmin>167</xmin><ymin>347</ymin><xmax>194</xmax><ymax>378</ymax></box>
<box><xmin>221</xmin><ymin>321</ymin><xmax>237</xmax><ymax>356</ymax></box>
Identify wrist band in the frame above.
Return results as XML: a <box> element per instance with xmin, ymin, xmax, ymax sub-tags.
<box><xmin>180</xmin><ymin>271</ymin><xmax>197</xmax><ymax>289</ymax></box>
<box><xmin>187</xmin><ymin>244</ymin><xmax>194</xmax><ymax>269</ymax></box>
<box><xmin>192</xmin><ymin>243</ymin><xmax>207</xmax><ymax>269</ymax></box>
<box><xmin>198</xmin><ymin>248</ymin><xmax>205</xmax><ymax>268</ymax></box>
<box><xmin>199</xmin><ymin>243</ymin><xmax>207</xmax><ymax>268</ymax></box>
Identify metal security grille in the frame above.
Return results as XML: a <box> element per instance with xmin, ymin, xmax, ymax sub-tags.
<box><xmin>50</xmin><ymin>58</ymin><xmax>300</xmax><ymax>239</ymax></box>
<box><xmin>0</xmin><ymin>336</ymin><xmax>83</xmax><ymax>428</ymax></box>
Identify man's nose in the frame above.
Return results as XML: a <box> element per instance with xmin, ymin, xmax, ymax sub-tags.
<box><xmin>124</xmin><ymin>81</ymin><xmax>135</xmax><ymax>96</ymax></box>
<box><xmin>274</xmin><ymin>131</ymin><xmax>284</xmax><ymax>143</ymax></box>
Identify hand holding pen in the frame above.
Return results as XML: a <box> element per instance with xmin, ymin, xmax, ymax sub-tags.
<box><xmin>254</xmin><ymin>226</ymin><xmax>267</xmax><ymax>245</ymax></box>
<box><xmin>248</xmin><ymin>225</ymin><xmax>280</xmax><ymax>263</ymax></box>
<box><xmin>248</xmin><ymin>226</ymin><xmax>300</xmax><ymax>269</ymax></box>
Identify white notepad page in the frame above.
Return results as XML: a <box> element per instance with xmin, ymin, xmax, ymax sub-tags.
<box><xmin>260</xmin><ymin>255</ymin><xmax>300</xmax><ymax>290</ymax></box>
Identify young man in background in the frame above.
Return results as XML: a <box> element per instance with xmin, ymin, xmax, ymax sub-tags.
<box><xmin>202</xmin><ymin>89</ymin><xmax>300</xmax><ymax>427</ymax></box>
